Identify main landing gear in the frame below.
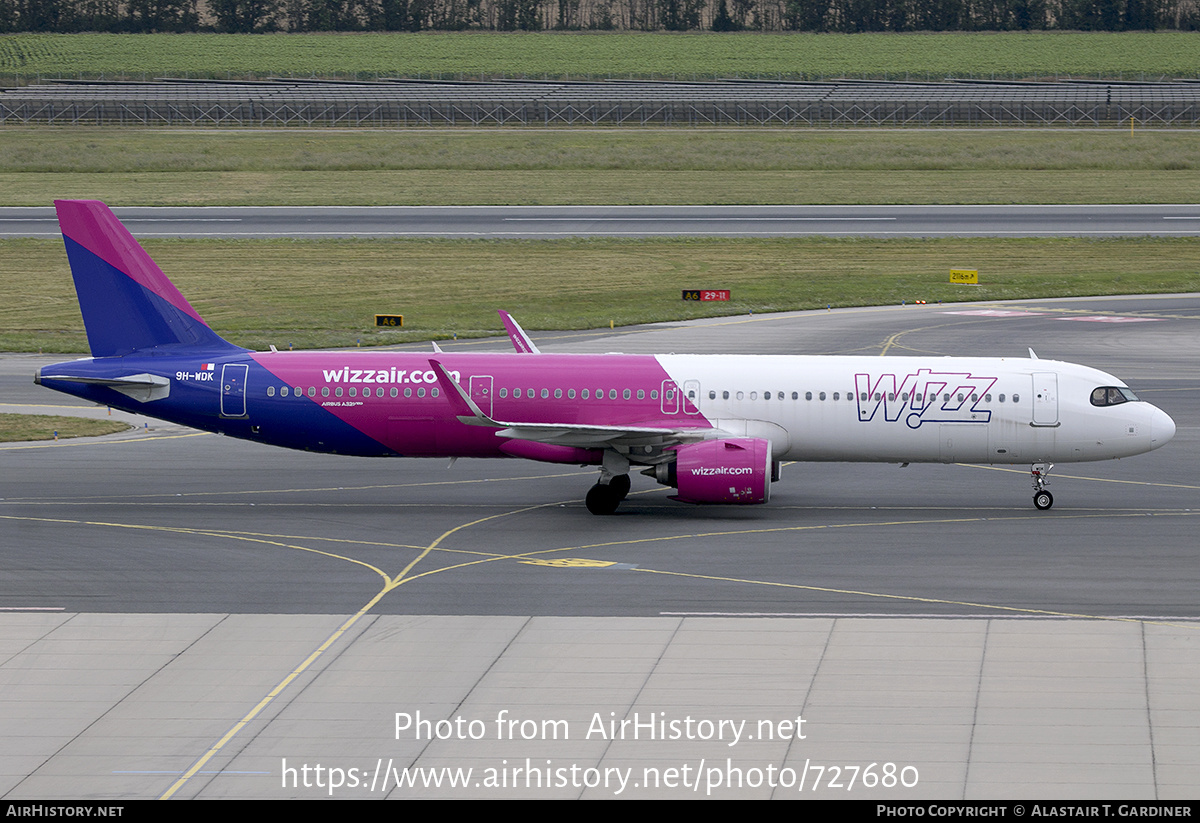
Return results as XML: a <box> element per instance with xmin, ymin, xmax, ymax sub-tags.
<box><xmin>1031</xmin><ymin>462</ymin><xmax>1054</xmax><ymax>510</ymax></box>
<box><xmin>586</xmin><ymin>474</ymin><xmax>630</xmax><ymax>515</ymax></box>
<box><xmin>586</xmin><ymin>450</ymin><xmax>633</xmax><ymax>515</ymax></box>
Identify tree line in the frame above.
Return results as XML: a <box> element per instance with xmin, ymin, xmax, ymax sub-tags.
<box><xmin>2</xmin><ymin>0</ymin><xmax>1196</xmax><ymax>34</ymax></box>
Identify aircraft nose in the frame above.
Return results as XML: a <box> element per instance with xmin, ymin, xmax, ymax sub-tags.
<box><xmin>1149</xmin><ymin>405</ymin><xmax>1176</xmax><ymax>450</ymax></box>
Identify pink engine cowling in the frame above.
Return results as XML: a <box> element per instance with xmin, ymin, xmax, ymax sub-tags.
<box><xmin>669</xmin><ymin>438</ymin><xmax>772</xmax><ymax>505</ymax></box>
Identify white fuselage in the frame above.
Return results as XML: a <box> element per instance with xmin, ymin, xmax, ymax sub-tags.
<box><xmin>657</xmin><ymin>355</ymin><xmax>1174</xmax><ymax>464</ymax></box>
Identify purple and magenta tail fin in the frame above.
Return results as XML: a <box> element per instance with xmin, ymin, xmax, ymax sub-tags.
<box><xmin>55</xmin><ymin>200</ymin><xmax>243</xmax><ymax>357</ymax></box>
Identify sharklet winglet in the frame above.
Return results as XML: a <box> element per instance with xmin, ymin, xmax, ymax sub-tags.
<box><xmin>498</xmin><ymin>310</ymin><xmax>541</xmax><ymax>354</ymax></box>
<box><xmin>429</xmin><ymin>359</ymin><xmax>501</xmax><ymax>428</ymax></box>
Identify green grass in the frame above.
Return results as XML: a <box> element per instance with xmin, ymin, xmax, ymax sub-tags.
<box><xmin>5</xmin><ymin>129</ymin><xmax>1196</xmax><ymax>172</ymax></box>
<box><xmin>5</xmin><ymin>235</ymin><xmax>1198</xmax><ymax>353</ymax></box>
<box><xmin>12</xmin><ymin>169</ymin><xmax>1198</xmax><ymax>206</ymax></box>
<box><xmin>2</xmin><ymin>32</ymin><xmax>1199</xmax><ymax>82</ymax></box>
<box><xmin>9</xmin><ymin>169</ymin><xmax>1200</xmax><ymax>206</ymax></box>
<box><xmin>0</xmin><ymin>413</ymin><xmax>131</xmax><ymax>442</ymax></box>
<box><xmin>2</xmin><ymin>129</ymin><xmax>1198</xmax><ymax>206</ymax></box>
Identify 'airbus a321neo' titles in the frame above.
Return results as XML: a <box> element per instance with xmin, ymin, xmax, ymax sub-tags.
<box><xmin>36</xmin><ymin>201</ymin><xmax>1175</xmax><ymax>514</ymax></box>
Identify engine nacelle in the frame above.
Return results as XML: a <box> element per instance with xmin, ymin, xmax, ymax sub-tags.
<box><xmin>665</xmin><ymin>437</ymin><xmax>772</xmax><ymax>505</ymax></box>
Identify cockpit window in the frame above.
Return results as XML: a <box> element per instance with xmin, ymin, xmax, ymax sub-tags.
<box><xmin>1090</xmin><ymin>386</ymin><xmax>1139</xmax><ymax>407</ymax></box>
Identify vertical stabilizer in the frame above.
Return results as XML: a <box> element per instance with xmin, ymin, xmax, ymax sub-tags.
<box><xmin>55</xmin><ymin>200</ymin><xmax>241</xmax><ymax>357</ymax></box>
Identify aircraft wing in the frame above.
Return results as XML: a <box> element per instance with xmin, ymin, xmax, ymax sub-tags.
<box><xmin>493</xmin><ymin>422</ymin><xmax>705</xmax><ymax>448</ymax></box>
<box><xmin>429</xmin><ymin>359</ymin><xmax>708</xmax><ymax>448</ymax></box>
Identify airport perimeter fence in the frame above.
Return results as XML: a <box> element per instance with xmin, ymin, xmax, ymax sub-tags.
<box><xmin>2</xmin><ymin>79</ymin><xmax>1199</xmax><ymax>127</ymax></box>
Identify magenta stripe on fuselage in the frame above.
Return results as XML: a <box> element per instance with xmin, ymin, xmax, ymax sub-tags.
<box><xmin>54</xmin><ymin>200</ymin><xmax>209</xmax><ymax>327</ymax></box>
<box><xmin>250</xmin><ymin>352</ymin><xmax>712</xmax><ymax>455</ymax></box>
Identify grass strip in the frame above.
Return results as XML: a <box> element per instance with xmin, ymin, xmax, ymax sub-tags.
<box><xmin>5</xmin><ymin>235</ymin><xmax>1198</xmax><ymax>353</ymax></box>
<box><xmin>4</xmin><ymin>169</ymin><xmax>1197</xmax><ymax>207</ymax></box>
<box><xmin>3</xmin><ymin>32</ymin><xmax>1199</xmax><ymax>82</ymax></box>
<box><xmin>0</xmin><ymin>413</ymin><xmax>131</xmax><ymax>442</ymax></box>
<box><xmin>5</xmin><ymin>130</ymin><xmax>1198</xmax><ymax>173</ymax></box>
<box><xmin>4</xmin><ymin>129</ymin><xmax>1195</xmax><ymax>206</ymax></box>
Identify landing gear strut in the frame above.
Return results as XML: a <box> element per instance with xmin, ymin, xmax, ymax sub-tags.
<box><xmin>1031</xmin><ymin>463</ymin><xmax>1054</xmax><ymax>510</ymax></box>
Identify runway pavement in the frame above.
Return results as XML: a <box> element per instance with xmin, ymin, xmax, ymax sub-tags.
<box><xmin>4</xmin><ymin>204</ymin><xmax>1200</xmax><ymax>239</ymax></box>
<box><xmin>2</xmin><ymin>295</ymin><xmax>1198</xmax><ymax>799</ymax></box>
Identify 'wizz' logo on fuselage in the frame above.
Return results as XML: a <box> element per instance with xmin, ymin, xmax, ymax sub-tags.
<box><xmin>855</xmin><ymin>369</ymin><xmax>998</xmax><ymax>429</ymax></box>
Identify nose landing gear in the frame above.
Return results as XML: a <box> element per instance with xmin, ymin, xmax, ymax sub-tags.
<box><xmin>1031</xmin><ymin>463</ymin><xmax>1054</xmax><ymax>510</ymax></box>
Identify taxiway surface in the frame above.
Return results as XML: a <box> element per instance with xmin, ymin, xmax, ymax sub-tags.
<box><xmin>2</xmin><ymin>295</ymin><xmax>1198</xmax><ymax>798</ymax></box>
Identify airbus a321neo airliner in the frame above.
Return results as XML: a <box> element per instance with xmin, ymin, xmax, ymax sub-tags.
<box><xmin>36</xmin><ymin>200</ymin><xmax>1175</xmax><ymax>515</ymax></box>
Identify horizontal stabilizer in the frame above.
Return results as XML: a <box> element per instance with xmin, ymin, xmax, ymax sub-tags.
<box><xmin>37</xmin><ymin>372</ymin><xmax>170</xmax><ymax>403</ymax></box>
